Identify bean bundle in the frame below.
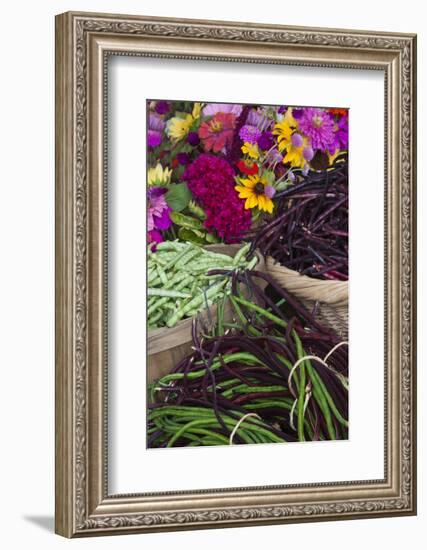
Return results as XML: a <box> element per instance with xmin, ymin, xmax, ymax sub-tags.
<box><xmin>248</xmin><ymin>158</ymin><xmax>348</xmax><ymax>281</ymax></box>
<box><xmin>148</xmin><ymin>270</ymin><xmax>348</xmax><ymax>447</ymax></box>
<box><xmin>148</xmin><ymin>241</ymin><xmax>257</xmax><ymax>329</ymax></box>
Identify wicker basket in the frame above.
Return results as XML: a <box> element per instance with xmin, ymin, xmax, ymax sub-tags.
<box><xmin>147</xmin><ymin>245</ymin><xmax>265</xmax><ymax>384</ymax></box>
<box><xmin>266</xmin><ymin>257</ymin><xmax>348</xmax><ymax>338</ymax></box>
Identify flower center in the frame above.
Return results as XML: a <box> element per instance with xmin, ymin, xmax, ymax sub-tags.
<box><xmin>210</xmin><ymin>120</ymin><xmax>223</xmax><ymax>133</ymax></box>
<box><xmin>244</xmin><ymin>159</ymin><xmax>254</xmax><ymax>168</ymax></box>
<box><xmin>312</xmin><ymin>115</ymin><xmax>323</xmax><ymax>128</ymax></box>
<box><xmin>254</xmin><ymin>182</ymin><xmax>265</xmax><ymax>195</ymax></box>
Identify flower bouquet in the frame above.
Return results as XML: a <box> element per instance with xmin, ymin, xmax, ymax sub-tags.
<box><xmin>147</xmin><ymin>101</ymin><xmax>349</xmax><ymax>248</ymax></box>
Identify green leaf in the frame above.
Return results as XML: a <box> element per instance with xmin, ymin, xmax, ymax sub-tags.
<box><xmin>205</xmin><ymin>232</ymin><xmax>220</xmax><ymax>243</ymax></box>
<box><xmin>165</xmin><ymin>183</ymin><xmax>192</xmax><ymax>212</ymax></box>
<box><xmin>187</xmin><ymin>200</ymin><xmax>206</xmax><ymax>221</ymax></box>
<box><xmin>170</xmin><ymin>211</ymin><xmax>204</xmax><ymax>230</ymax></box>
<box><xmin>178</xmin><ymin>227</ymin><xmax>207</xmax><ymax>245</ymax></box>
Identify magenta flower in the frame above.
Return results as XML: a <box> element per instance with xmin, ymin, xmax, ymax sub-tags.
<box><xmin>148</xmin><ymin>113</ymin><xmax>166</xmax><ymax>148</ymax></box>
<box><xmin>298</xmin><ymin>108</ymin><xmax>336</xmax><ymax>151</ymax></box>
<box><xmin>331</xmin><ymin>115</ymin><xmax>349</xmax><ymax>153</ymax></box>
<box><xmin>148</xmin><ymin>187</ymin><xmax>172</xmax><ymax>243</ymax></box>
<box><xmin>148</xmin><ymin>229</ymin><xmax>164</xmax><ymax>246</ymax></box>
<box><xmin>184</xmin><ymin>154</ymin><xmax>251</xmax><ymax>242</ymax></box>
<box><xmin>258</xmin><ymin>131</ymin><xmax>274</xmax><ymax>150</ymax></box>
<box><xmin>155</xmin><ymin>101</ymin><xmax>170</xmax><ymax>115</ymax></box>
<box><xmin>239</xmin><ymin>124</ymin><xmax>262</xmax><ymax>144</ymax></box>
<box><xmin>187</xmin><ymin>132</ymin><xmax>200</xmax><ymax>146</ymax></box>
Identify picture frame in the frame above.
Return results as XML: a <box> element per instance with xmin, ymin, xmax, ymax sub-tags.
<box><xmin>55</xmin><ymin>11</ymin><xmax>417</xmax><ymax>537</ymax></box>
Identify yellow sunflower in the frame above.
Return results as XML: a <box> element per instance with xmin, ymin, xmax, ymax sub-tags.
<box><xmin>282</xmin><ymin>136</ymin><xmax>308</xmax><ymax>168</ymax></box>
<box><xmin>272</xmin><ymin>107</ymin><xmax>298</xmax><ymax>153</ymax></box>
<box><xmin>235</xmin><ymin>174</ymin><xmax>274</xmax><ymax>214</ymax></box>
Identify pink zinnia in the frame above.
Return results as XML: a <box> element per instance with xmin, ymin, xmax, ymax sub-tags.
<box><xmin>198</xmin><ymin>112</ymin><xmax>236</xmax><ymax>153</ymax></box>
<box><xmin>298</xmin><ymin>108</ymin><xmax>336</xmax><ymax>151</ymax></box>
<box><xmin>147</xmin><ymin>187</ymin><xmax>172</xmax><ymax>232</ymax></box>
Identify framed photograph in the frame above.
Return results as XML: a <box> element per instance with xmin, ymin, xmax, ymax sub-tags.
<box><xmin>55</xmin><ymin>11</ymin><xmax>417</xmax><ymax>537</ymax></box>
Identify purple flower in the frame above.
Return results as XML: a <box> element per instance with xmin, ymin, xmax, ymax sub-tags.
<box><xmin>278</xmin><ymin>106</ymin><xmax>287</xmax><ymax>114</ymax></box>
<box><xmin>148</xmin><ymin>229</ymin><xmax>163</xmax><ymax>246</ymax></box>
<box><xmin>149</xmin><ymin>112</ymin><xmax>166</xmax><ymax>132</ymax></box>
<box><xmin>148</xmin><ymin>131</ymin><xmax>162</xmax><ymax>148</ymax></box>
<box><xmin>246</xmin><ymin>109</ymin><xmax>272</xmax><ymax>132</ymax></box>
<box><xmin>155</xmin><ymin>101</ymin><xmax>170</xmax><ymax>115</ymax></box>
<box><xmin>303</xmin><ymin>146</ymin><xmax>314</xmax><ymax>161</ymax></box>
<box><xmin>267</xmin><ymin>148</ymin><xmax>283</xmax><ymax>164</ymax></box>
<box><xmin>148</xmin><ymin>187</ymin><xmax>172</xmax><ymax>233</ymax></box>
<box><xmin>239</xmin><ymin>124</ymin><xmax>262</xmax><ymax>144</ymax></box>
<box><xmin>187</xmin><ymin>132</ymin><xmax>200</xmax><ymax>146</ymax></box>
<box><xmin>291</xmin><ymin>133</ymin><xmax>304</xmax><ymax>147</ymax></box>
<box><xmin>177</xmin><ymin>152</ymin><xmax>190</xmax><ymax>165</ymax></box>
<box><xmin>257</xmin><ymin>131</ymin><xmax>274</xmax><ymax>150</ymax></box>
<box><xmin>148</xmin><ymin>113</ymin><xmax>166</xmax><ymax>149</ymax></box>
<box><xmin>292</xmin><ymin>108</ymin><xmax>304</xmax><ymax>120</ymax></box>
<box><xmin>264</xmin><ymin>185</ymin><xmax>276</xmax><ymax>199</ymax></box>
<box><xmin>335</xmin><ymin>115</ymin><xmax>349</xmax><ymax>150</ymax></box>
<box><xmin>202</xmin><ymin>103</ymin><xmax>243</xmax><ymax>118</ymax></box>
<box><xmin>298</xmin><ymin>108</ymin><xmax>336</xmax><ymax>151</ymax></box>
<box><xmin>326</xmin><ymin>115</ymin><xmax>349</xmax><ymax>155</ymax></box>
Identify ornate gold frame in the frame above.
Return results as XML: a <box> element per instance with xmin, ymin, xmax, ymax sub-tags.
<box><xmin>55</xmin><ymin>11</ymin><xmax>417</xmax><ymax>537</ymax></box>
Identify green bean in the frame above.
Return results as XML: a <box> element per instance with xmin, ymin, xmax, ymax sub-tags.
<box><xmin>309</xmin><ymin>367</ymin><xmax>348</xmax><ymax>427</ymax></box>
<box><xmin>221</xmin><ymin>384</ymin><xmax>286</xmax><ymax>398</ymax></box>
<box><xmin>167</xmin><ymin>420</ymin><xmax>229</xmax><ymax>447</ymax></box>
<box><xmin>148</xmin><ymin>288</ymin><xmax>190</xmax><ymax>299</ymax></box>
<box><xmin>229</xmin><ymin>296</ymin><xmax>262</xmax><ymax>337</ymax></box>
<box><xmin>147</xmin><ymin>296</ymin><xmax>168</xmax><ymax>315</ymax></box>
<box><xmin>233</xmin><ymin>296</ymin><xmax>288</xmax><ymax>329</ymax></box>
<box><xmin>295</xmin><ymin>333</ymin><xmax>307</xmax><ymax>442</ymax></box>
<box><xmin>157</xmin><ymin>265</ymin><xmax>168</xmax><ymax>286</ymax></box>
<box><xmin>166</xmin><ymin>280</ymin><xmax>226</xmax><ymax>327</ymax></box>
<box><xmin>157</xmin><ymin>352</ymin><xmax>262</xmax><ymax>384</ymax></box>
<box><xmin>232</xmin><ymin>243</ymin><xmax>250</xmax><ymax>265</ymax></box>
<box><xmin>291</xmin><ymin>330</ymin><xmax>336</xmax><ymax>440</ymax></box>
<box><xmin>155</xmin><ymin>241</ymin><xmax>186</xmax><ymax>251</ymax></box>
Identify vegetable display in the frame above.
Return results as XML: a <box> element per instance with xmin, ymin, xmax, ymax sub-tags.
<box><xmin>148</xmin><ymin>241</ymin><xmax>257</xmax><ymax>329</ymax></box>
<box><xmin>148</xmin><ymin>271</ymin><xmax>348</xmax><ymax>447</ymax></box>
<box><xmin>146</xmin><ymin>99</ymin><xmax>350</xmax><ymax>449</ymax></box>
<box><xmin>248</xmin><ymin>158</ymin><xmax>348</xmax><ymax>281</ymax></box>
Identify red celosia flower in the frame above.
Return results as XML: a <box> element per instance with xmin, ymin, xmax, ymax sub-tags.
<box><xmin>236</xmin><ymin>158</ymin><xmax>259</xmax><ymax>175</ymax></box>
<box><xmin>184</xmin><ymin>154</ymin><xmax>251</xmax><ymax>243</ymax></box>
<box><xmin>198</xmin><ymin>112</ymin><xmax>236</xmax><ymax>153</ymax></box>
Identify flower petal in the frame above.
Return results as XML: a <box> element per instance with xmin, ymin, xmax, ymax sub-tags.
<box><xmin>235</xmin><ymin>186</ymin><xmax>254</xmax><ymax>199</ymax></box>
<box><xmin>247</xmin><ymin>194</ymin><xmax>259</xmax><ymax>209</ymax></box>
<box><xmin>264</xmin><ymin>197</ymin><xmax>274</xmax><ymax>214</ymax></box>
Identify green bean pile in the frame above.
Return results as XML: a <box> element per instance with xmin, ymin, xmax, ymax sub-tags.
<box><xmin>148</xmin><ymin>270</ymin><xmax>349</xmax><ymax>448</ymax></box>
<box><xmin>147</xmin><ymin>241</ymin><xmax>257</xmax><ymax>329</ymax></box>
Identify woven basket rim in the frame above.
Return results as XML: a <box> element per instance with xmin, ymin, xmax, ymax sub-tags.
<box><xmin>266</xmin><ymin>256</ymin><xmax>348</xmax><ymax>306</ymax></box>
